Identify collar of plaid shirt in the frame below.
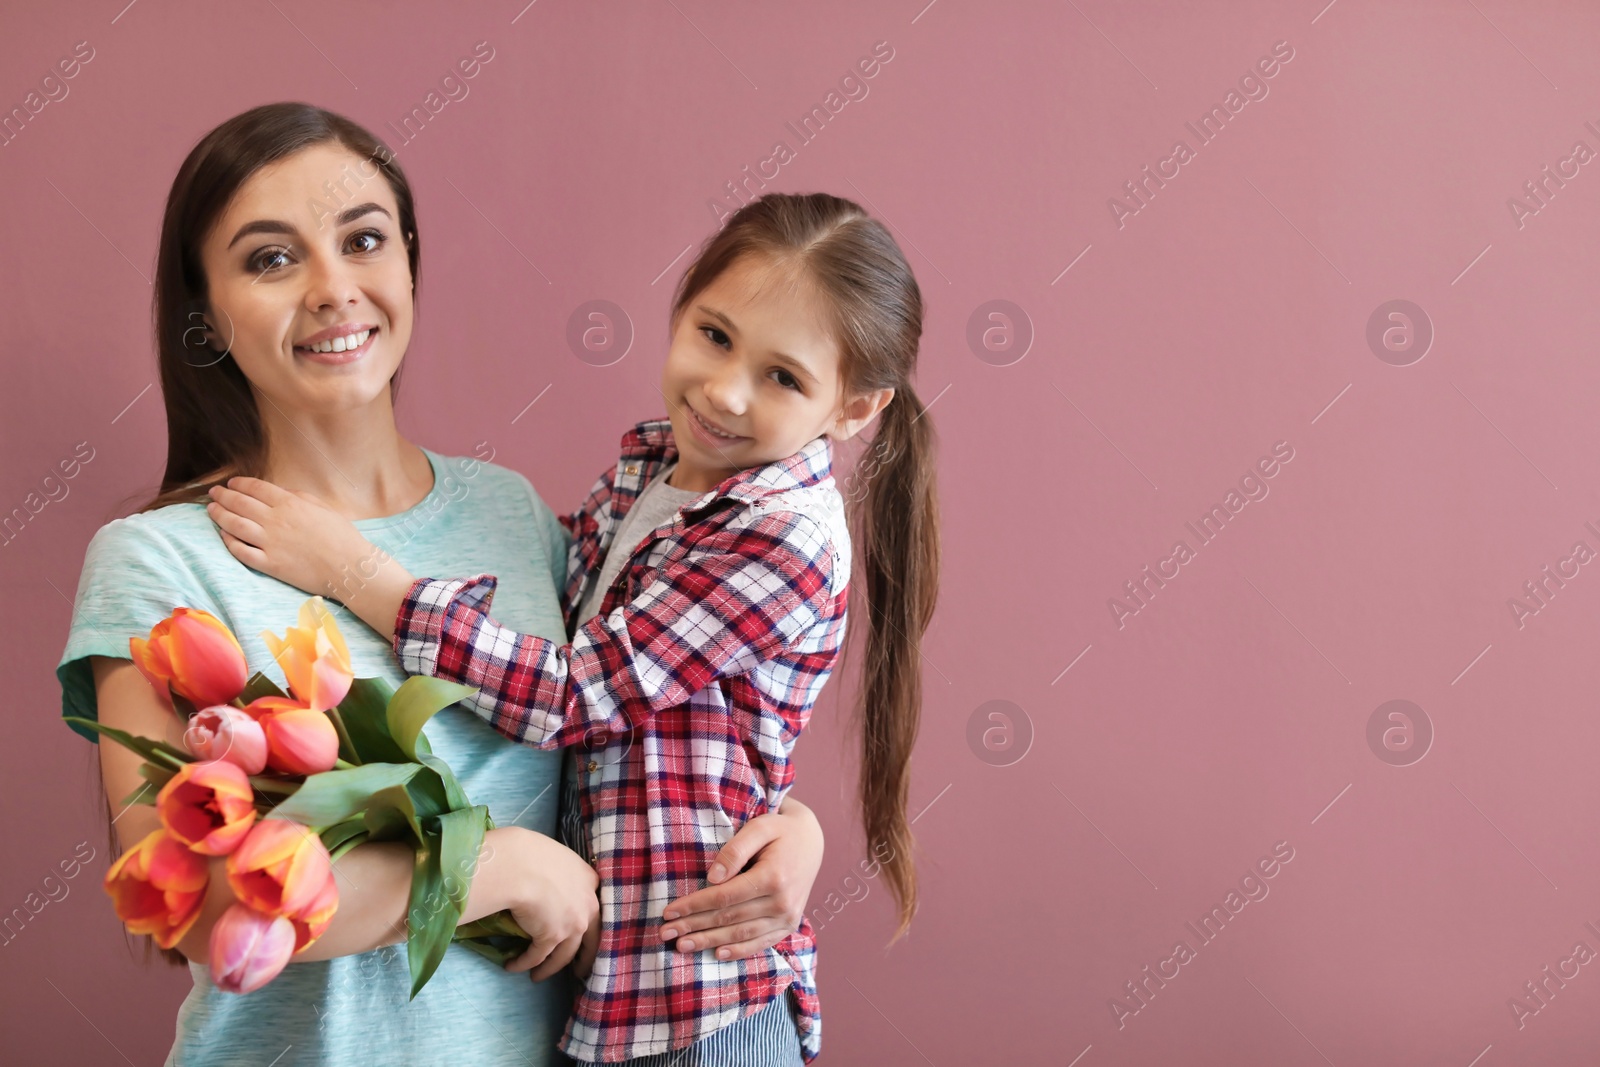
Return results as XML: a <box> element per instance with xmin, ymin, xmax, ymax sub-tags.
<box><xmin>561</xmin><ymin>416</ymin><xmax>839</xmax><ymax>638</ymax></box>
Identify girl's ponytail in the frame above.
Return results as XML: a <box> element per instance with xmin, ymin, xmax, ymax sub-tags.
<box><xmin>851</xmin><ymin>384</ymin><xmax>939</xmax><ymax>940</ymax></box>
<box><xmin>669</xmin><ymin>191</ymin><xmax>939</xmax><ymax>943</ymax></box>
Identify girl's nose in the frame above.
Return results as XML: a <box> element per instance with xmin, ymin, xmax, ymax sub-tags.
<box><xmin>703</xmin><ymin>370</ymin><xmax>749</xmax><ymax>415</ymax></box>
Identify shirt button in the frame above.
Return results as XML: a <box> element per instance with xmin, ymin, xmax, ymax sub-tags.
<box><xmin>624</xmin><ymin>465</ymin><xmax>639</xmax><ymax>476</ymax></box>
<box><xmin>587</xmin><ymin>759</ymin><xmax>599</xmax><ymax>773</ymax></box>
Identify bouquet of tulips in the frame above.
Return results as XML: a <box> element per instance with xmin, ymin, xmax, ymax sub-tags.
<box><xmin>68</xmin><ymin>597</ymin><xmax>531</xmax><ymax>995</ymax></box>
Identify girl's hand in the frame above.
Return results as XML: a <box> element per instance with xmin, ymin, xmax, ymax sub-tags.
<box><xmin>206</xmin><ymin>477</ymin><xmax>414</xmax><ymax>639</ymax></box>
<box><xmin>659</xmin><ymin>795</ymin><xmax>824</xmax><ymax>960</ymax></box>
<box><xmin>206</xmin><ymin>477</ymin><xmax>374</xmax><ymax>597</ymax></box>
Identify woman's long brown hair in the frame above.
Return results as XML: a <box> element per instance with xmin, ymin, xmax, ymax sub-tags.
<box><xmin>141</xmin><ymin>102</ymin><xmax>420</xmax><ymax>512</ymax></box>
<box><xmin>122</xmin><ymin>104</ymin><xmax>420</xmax><ymax>963</ymax></box>
<box><xmin>670</xmin><ymin>193</ymin><xmax>940</xmax><ymax>941</ymax></box>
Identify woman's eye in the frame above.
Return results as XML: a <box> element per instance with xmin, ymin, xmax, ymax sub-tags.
<box><xmin>249</xmin><ymin>247</ymin><xmax>292</xmax><ymax>273</ymax></box>
<box><xmin>347</xmin><ymin>229</ymin><xmax>386</xmax><ymax>254</ymax></box>
<box><xmin>700</xmin><ymin>325</ymin><xmax>731</xmax><ymax>348</ymax></box>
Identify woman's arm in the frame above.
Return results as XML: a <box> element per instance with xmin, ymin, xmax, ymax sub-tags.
<box><xmin>660</xmin><ymin>794</ymin><xmax>825</xmax><ymax>959</ymax></box>
<box><xmin>92</xmin><ymin>656</ymin><xmax>597</xmax><ymax>979</ymax></box>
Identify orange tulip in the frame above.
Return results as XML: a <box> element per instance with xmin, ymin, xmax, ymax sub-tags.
<box><xmin>130</xmin><ymin>608</ymin><xmax>249</xmax><ymax>708</ymax></box>
<box><xmin>287</xmin><ymin>874</ymin><xmax>339</xmax><ymax>953</ymax></box>
<box><xmin>103</xmin><ymin>828</ymin><xmax>209</xmax><ymax>950</ymax></box>
<box><xmin>209</xmin><ymin>904</ymin><xmax>297</xmax><ymax>994</ymax></box>
<box><xmin>244</xmin><ymin>696</ymin><xmax>340</xmax><ymax>775</ymax></box>
<box><xmin>226</xmin><ymin>818</ymin><xmax>335</xmax><ymax>918</ymax></box>
<box><xmin>261</xmin><ymin>598</ymin><xmax>353</xmax><ymax>713</ymax></box>
<box><xmin>156</xmin><ymin>760</ymin><xmax>258</xmax><ymax>856</ymax></box>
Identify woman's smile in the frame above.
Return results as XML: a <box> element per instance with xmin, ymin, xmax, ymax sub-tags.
<box><xmin>293</xmin><ymin>323</ymin><xmax>378</xmax><ymax>366</ymax></box>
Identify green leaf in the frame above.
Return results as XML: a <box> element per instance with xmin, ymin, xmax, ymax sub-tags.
<box><xmin>65</xmin><ymin>717</ymin><xmax>193</xmax><ymax>770</ymax></box>
<box><xmin>453</xmin><ymin>908</ymin><xmax>532</xmax><ymax>968</ymax></box>
<box><xmin>319</xmin><ymin>817</ymin><xmax>369</xmax><ymax>854</ymax></box>
<box><xmin>406</xmin><ymin>806</ymin><xmax>490</xmax><ymax>998</ymax></box>
<box><xmin>363</xmin><ymin>785</ymin><xmax>421</xmax><ymax>843</ymax></box>
<box><xmin>419</xmin><ymin>755</ymin><xmax>471</xmax><ymax>812</ymax></box>
<box><xmin>336</xmin><ymin>677</ymin><xmax>409</xmax><ymax>764</ymax></box>
<box><xmin>405</xmin><ymin>766</ymin><xmax>453</xmax><ymax>822</ymax></box>
<box><xmin>406</xmin><ymin>819</ymin><xmax>448</xmax><ymax>998</ymax></box>
<box><xmin>119</xmin><ymin>782</ymin><xmax>157</xmax><ymax>809</ymax></box>
<box><xmin>387</xmin><ymin>677</ymin><xmax>477</xmax><ymax>761</ymax></box>
<box><xmin>237</xmin><ymin>671</ymin><xmax>286</xmax><ymax>703</ymax></box>
<box><xmin>137</xmin><ymin>761</ymin><xmax>178</xmax><ymax>795</ymax></box>
<box><xmin>265</xmin><ymin>763</ymin><xmax>422</xmax><ymax>827</ymax></box>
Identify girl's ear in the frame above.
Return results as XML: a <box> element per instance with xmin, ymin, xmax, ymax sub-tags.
<box><xmin>829</xmin><ymin>387</ymin><xmax>895</xmax><ymax>441</ymax></box>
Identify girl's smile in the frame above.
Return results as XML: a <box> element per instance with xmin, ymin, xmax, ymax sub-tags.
<box><xmin>684</xmin><ymin>404</ymin><xmax>749</xmax><ymax>446</ymax></box>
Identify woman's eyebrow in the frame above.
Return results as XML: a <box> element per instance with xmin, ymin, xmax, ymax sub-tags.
<box><xmin>331</xmin><ymin>202</ymin><xmax>392</xmax><ymax>227</ymax></box>
<box><xmin>227</xmin><ymin>219</ymin><xmax>296</xmax><ymax>248</ymax></box>
<box><xmin>227</xmin><ymin>203</ymin><xmax>392</xmax><ymax>248</ymax></box>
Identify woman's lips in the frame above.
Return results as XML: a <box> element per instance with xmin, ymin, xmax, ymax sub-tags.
<box><xmin>296</xmin><ymin>327</ymin><xmax>376</xmax><ymax>365</ymax></box>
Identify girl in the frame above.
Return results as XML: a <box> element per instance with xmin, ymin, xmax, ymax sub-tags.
<box><xmin>58</xmin><ymin>103</ymin><xmax>826</xmax><ymax>1067</ymax></box>
<box><xmin>207</xmin><ymin>192</ymin><xmax>941</xmax><ymax>1064</ymax></box>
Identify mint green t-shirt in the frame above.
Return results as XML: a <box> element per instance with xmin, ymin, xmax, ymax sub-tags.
<box><xmin>57</xmin><ymin>449</ymin><xmax>574</xmax><ymax>1067</ymax></box>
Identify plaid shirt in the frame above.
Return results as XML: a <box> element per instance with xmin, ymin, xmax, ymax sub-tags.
<box><xmin>394</xmin><ymin>419</ymin><xmax>848</xmax><ymax>1062</ymax></box>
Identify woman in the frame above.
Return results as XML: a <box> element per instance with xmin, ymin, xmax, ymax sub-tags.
<box><xmin>56</xmin><ymin>102</ymin><xmax>825</xmax><ymax>1066</ymax></box>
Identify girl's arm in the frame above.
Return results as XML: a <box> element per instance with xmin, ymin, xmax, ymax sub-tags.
<box><xmin>208</xmin><ymin>477</ymin><xmax>836</xmax><ymax>751</ymax></box>
<box><xmin>92</xmin><ymin>656</ymin><xmax>598</xmax><ymax>979</ymax></box>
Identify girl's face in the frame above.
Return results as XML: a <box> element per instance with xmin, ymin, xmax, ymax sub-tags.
<box><xmin>197</xmin><ymin>143</ymin><xmax>413</xmax><ymax>419</ymax></box>
<box><xmin>661</xmin><ymin>254</ymin><xmax>889</xmax><ymax>492</ymax></box>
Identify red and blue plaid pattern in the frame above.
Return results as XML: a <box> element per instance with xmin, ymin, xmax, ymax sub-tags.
<box><xmin>393</xmin><ymin>419</ymin><xmax>846</xmax><ymax>1062</ymax></box>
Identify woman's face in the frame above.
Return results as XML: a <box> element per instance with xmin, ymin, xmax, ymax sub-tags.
<box><xmin>197</xmin><ymin>142</ymin><xmax>413</xmax><ymax>418</ymax></box>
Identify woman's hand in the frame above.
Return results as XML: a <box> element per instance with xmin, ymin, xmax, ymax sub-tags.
<box><xmin>206</xmin><ymin>477</ymin><xmax>415</xmax><ymax>639</ymax></box>
<box><xmin>660</xmin><ymin>795</ymin><xmax>824</xmax><ymax>960</ymax></box>
<box><xmin>474</xmin><ymin>826</ymin><xmax>601</xmax><ymax>982</ymax></box>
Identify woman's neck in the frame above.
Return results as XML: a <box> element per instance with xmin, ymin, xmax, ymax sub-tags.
<box><xmin>256</xmin><ymin>394</ymin><xmax>433</xmax><ymax>522</ymax></box>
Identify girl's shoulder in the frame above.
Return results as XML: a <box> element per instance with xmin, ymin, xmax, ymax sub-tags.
<box><xmin>725</xmin><ymin>482</ymin><xmax>852</xmax><ymax>595</ymax></box>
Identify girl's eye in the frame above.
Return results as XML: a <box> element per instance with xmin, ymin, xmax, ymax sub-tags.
<box><xmin>700</xmin><ymin>325</ymin><xmax>731</xmax><ymax>349</ymax></box>
<box><xmin>347</xmin><ymin>229</ymin><xmax>386</xmax><ymax>254</ymax></box>
<box><xmin>770</xmin><ymin>368</ymin><xmax>802</xmax><ymax>392</ymax></box>
<box><xmin>249</xmin><ymin>247</ymin><xmax>292</xmax><ymax>273</ymax></box>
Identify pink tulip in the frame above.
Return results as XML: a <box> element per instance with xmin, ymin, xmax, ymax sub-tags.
<box><xmin>245</xmin><ymin>696</ymin><xmax>340</xmax><ymax>775</ymax></box>
<box><xmin>130</xmin><ymin>608</ymin><xmax>249</xmax><ymax>708</ymax></box>
<box><xmin>183</xmin><ymin>706</ymin><xmax>269</xmax><ymax>775</ymax></box>
<box><xmin>156</xmin><ymin>760</ymin><xmax>258</xmax><ymax>856</ymax></box>
<box><xmin>209</xmin><ymin>904</ymin><xmax>297</xmax><ymax>994</ymax></box>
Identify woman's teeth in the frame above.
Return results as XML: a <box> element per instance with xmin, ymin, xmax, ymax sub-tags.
<box><xmin>303</xmin><ymin>329</ymin><xmax>371</xmax><ymax>353</ymax></box>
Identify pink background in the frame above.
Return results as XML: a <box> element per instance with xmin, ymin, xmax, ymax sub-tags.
<box><xmin>5</xmin><ymin>1</ymin><xmax>1600</xmax><ymax>1063</ymax></box>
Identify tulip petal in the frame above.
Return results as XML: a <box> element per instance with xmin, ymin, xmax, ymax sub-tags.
<box><xmin>168</xmin><ymin>611</ymin><xmax>249</xmax><ymax>707</ymax></box>
<box><xmin>210</xmin><ymin>905</ymin><xmax>297</xmax><ymax>994</ymax></box>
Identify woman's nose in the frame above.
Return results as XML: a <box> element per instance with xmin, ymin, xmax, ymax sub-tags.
<box><xmin>302</xmin><ymin>250</ymin><xmax>360</xmax><ymax>311</ymax></box>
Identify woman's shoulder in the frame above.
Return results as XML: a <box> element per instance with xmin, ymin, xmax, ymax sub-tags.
<box><xmin>82</xmin><ymin>500</ymin><xmax>219</xmax><ymax>567</ymax></box>
<box><xmin>425</xmin><ymin>449</ymin><xmax>554</xmax><ymax>521</ymax></box>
